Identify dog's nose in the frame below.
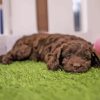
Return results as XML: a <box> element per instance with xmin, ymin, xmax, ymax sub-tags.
<box><xmin>73</xmin><ymin>63</ymin><xmax>81</xmax><ymax>67</ymax></box>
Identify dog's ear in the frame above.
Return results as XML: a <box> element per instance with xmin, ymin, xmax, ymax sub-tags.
<box><xmin>91</xmin><ymin>51</ymin><xmax>100</xmax><ymax>67</ymax></box>
<box><xmin>88</xmin><ymin>43</ymin><xmax>100</xmax><ymax>67</ymax></box>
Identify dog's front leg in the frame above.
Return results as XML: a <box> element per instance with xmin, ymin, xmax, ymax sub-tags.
<box><xmin>44</xmin><ymin>48</ymin><xmax>61</xmax><ymax>71</ymax></box>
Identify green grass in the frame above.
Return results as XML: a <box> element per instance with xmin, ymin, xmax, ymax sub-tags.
<box><xmin>0</xmin><ymin>61</ymin><xmax>100</xmax><ymax>100</ymax></box>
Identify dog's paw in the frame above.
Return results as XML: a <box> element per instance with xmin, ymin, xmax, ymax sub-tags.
<box><xmin>2</xmin><ymin>56</ymin><xmax>12</xmax><ymax>64</ymax></box>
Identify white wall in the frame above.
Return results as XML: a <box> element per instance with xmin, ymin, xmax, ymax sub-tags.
<box><xmin>48</xmin><ymin>0</ymin><xmax>74</xmax><ymax>33</ymax></box>
<box><xmin>87</xmin><ymin>0</ymin><xmax>100</xmax><ymax>42</ymax></box>
<box><xmin>2</xmin><ymin>0</ymin><xmax>100</xmax><ymax>43</ymax></box>
<box><xmin>11</xmin><ymin>0</ymin><xmax>37</xmax><ymax>35</ymax></box>
<box><xmin>3</xmin><ymin>0</ymin><xmax>85</xmax><ymax>35</ymax></box>
<box><xmin>81</xmin><ymin>0</ymin><xmax>88</xmax><ymax>33</ymax></box>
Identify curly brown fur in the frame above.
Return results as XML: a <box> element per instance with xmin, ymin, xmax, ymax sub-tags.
<box><xmin>0</xmin><ymin>33</ymin><xmax>100</xmax><ymax>73</ymax></box>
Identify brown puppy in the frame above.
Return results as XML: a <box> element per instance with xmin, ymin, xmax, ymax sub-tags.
<box><xmin>0</xmin><ymin>33</ymin><xmax>100</xmax><ymax>73</ymax></box>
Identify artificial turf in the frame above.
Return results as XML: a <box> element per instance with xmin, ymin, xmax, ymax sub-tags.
<box><xmin>0</xmin><ymin>61</ymin><xmax>100</xmax><ymax>100</ymax></box>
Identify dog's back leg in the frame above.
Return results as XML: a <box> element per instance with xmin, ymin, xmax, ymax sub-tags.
<box><xmin>1</xmin><ymin>45</ymin><xmax>32</xmax><ymax>64</ymax></box>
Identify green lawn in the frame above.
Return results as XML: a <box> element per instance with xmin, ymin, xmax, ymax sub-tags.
<box><xmin>0</xmin><ymin>61</ymin><xmax>100</xmax><ymax>100</ymax></box>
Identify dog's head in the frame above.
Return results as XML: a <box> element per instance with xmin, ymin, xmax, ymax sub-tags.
<box><xmin>61</xmin><ymin>40</ymin><xmax>92</xmax><ymax>73</ymax></box>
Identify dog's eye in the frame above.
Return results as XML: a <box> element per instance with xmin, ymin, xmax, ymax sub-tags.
<box><xmin>62</xmin><ymin>51</ymin><xmax>71</xmax><ymax>58</ymax></box>
<box><xmin>66</xmin><ymin>54</ymin><xmax>71</xmax><ymax>58</ymax></box>
<box><xmin>77</xmin><ymin>50</ymin><xmax>91</xmax><ymax>60</ymax></box>
<box><xmin>85</xmin><ymin>51</ymin><xmax>91</xmax><ymax>60</ymax></box>
<box><xmin>82</xmin><ymin>51</ymin><xmax>91</xmax><ymax>60</ymax></box>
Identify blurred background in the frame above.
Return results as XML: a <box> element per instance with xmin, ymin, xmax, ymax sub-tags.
<box><xmin>0</xmin><ymin>0</ymin><xmax>100</xmax><ymax>54</ymax></box>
